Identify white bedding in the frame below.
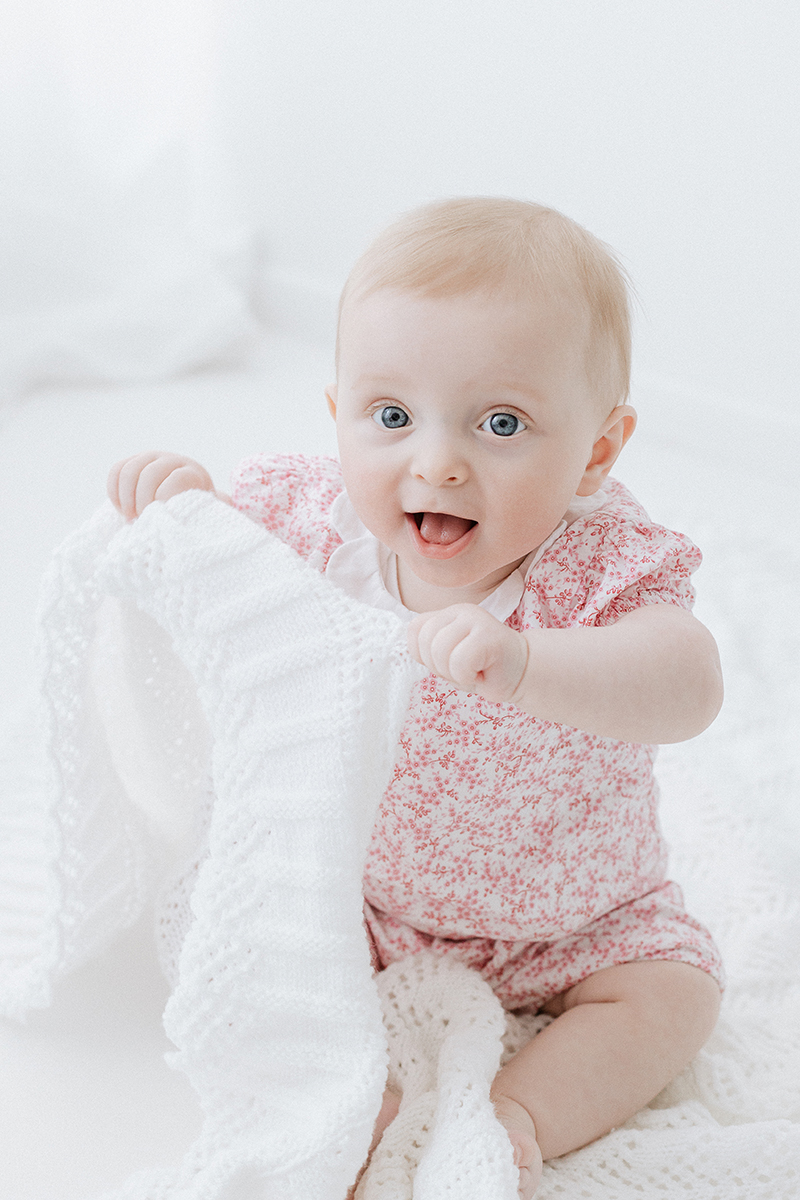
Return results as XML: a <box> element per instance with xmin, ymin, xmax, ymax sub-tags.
<box><xmin>0</xmin><ymin>334</ymin><xmax>797</xmax><ymax>1198</ymax></box>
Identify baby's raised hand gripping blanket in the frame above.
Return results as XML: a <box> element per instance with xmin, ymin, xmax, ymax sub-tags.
<box><xmin>1</xmin><ymin>492</ymin><xmax>799</xmax><ymax>1199</ymax></box>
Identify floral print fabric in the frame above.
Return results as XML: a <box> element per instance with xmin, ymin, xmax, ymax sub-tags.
<box><xmin>232</xmin><ymin>453</ymin><xmax>723</xmax><ymax>1001</ymax></box>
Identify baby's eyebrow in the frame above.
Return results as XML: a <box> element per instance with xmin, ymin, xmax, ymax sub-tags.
<box><xmin>350</xmin><ymin>373</ymin><xmax>407</xmax><ymax>389</ymax></box>
<box><xmin>487</xmin><ymin>381</ymin><xmax>543</xmax><ymax>401</ymax></box>
<box><xmin>351</xmin><ymin>373</ymin><xmax>541</xmax><ymax>397</ymax></box>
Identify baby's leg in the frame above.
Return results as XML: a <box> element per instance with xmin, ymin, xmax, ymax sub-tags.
<box><xmin>490</xmin><ymin>959</ymin><xmax>721</xmax><ymax>1199</ymax></box>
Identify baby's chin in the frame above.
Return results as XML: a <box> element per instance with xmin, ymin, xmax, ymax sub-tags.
<box><xmin>396</xmin><ymin>553</ymin><xmax>525</xmax><ymax>612</ymax></box>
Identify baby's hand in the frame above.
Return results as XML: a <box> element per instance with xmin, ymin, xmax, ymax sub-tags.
<box><xmin>407</xmin><ymin>604</ymin><xmax>529</xmax><ymax>704</ymax></box>
<box><xmin>107</xmin><ymin>452</ymin><xmax>216</xmax><ymax>520</ymax></box>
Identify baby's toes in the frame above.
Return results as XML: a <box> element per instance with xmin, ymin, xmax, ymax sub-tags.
<box><xmin>371</xmin><ymin>1085</ymin><xmax>402</xmax><ymax>1152</ymax></box>
<box><xmin>517</xmin><ymin>1162</ymin><xmax>539</xmax><ymax>1200</ymax></box>
<box><xmin>491</xmin><ymin>1093</ymin><xmax>543</xmax><ymax>1199</ymax></box>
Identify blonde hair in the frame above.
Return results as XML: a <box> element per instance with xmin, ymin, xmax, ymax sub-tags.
<box><xmin>338</xmin><ymin>197</ymin><xmax>632</xmax><ymax>410</ymax></box>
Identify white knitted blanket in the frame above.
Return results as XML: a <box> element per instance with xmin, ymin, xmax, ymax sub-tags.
<box><xmin>1</xmin><ymin>492</ymin><xmax>799</xmax><ymax>1199</ymax></box>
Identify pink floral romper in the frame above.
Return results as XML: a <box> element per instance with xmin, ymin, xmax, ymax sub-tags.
<box><xmin>232</xmin><ymin>453</ymin><xmax>724</xmax><ymax>1010</ymax></box>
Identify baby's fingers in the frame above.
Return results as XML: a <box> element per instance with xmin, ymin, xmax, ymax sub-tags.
<box><xmin>407</xmin><ymin>607</ymin><xmax>457</xmax><ymax>669</ymax></box>
<box><xmin>108</xmin><ymin>451</ymin><xmax>163</xmax><ymax>519</ymax></box>
<box><xmin>133</xmin><ymin>456</ymin><xmax>213</xmax><ymax>515</ymax></box>
<box><xmin>409</xmin><ymin>604</ymin><xmax>528</xmax><ymax>702</ymax></box>
<box><xmin>107</xmin><ymin>459</ymin><xmax>125</xmax><ymax>510</ymax></box>
<box><xmin>109</xmin><ymin>452</ymin><xmax>214</xmax><ymax>519</ymax></box>
<box><xmin>409</xmin><ymin>606</ymin><xmax>488</xmax><ymax>689</ymax></box>
<box><xmin>153</xmin><ymin>463</ymin><xmax>214</xmax><ymax>504</ymax></box>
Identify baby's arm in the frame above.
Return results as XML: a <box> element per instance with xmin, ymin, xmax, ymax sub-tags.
<box><xmin>407</xmin><ymin>602</ymin><xmax>723</xmax><ymax>743</ymax></box>
<box><xmin>107</xmin><ymin>451</ymin><xmax>231</xmax><ymax>519</ymax></box>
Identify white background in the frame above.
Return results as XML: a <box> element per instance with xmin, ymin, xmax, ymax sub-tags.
<box><xmin>214</xmin><ymin>0</ymin><xmax>800</xmax><ymax>418</ymax></box>
<box><xmin>1</xmin><ymin>0</ymin><xmax>798</xmax><ymax>414</ymax></box>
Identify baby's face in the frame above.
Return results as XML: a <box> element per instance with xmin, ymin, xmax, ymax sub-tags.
<box><xmin>328</xmin><ymin>286</ymin><xmax>610</xmax><ymax>612</ymax></box>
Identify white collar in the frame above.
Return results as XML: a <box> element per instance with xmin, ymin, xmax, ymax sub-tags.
<box><xmin>324</xmin><ymin>490</ymin><xmax>605</xmax><ymax>623</ymax></box>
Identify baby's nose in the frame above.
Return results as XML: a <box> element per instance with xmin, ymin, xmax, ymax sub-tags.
<box><xmin>411</xmin><ymin>435</ymin><xmax>468</xmax><ymax>487</ymax></box>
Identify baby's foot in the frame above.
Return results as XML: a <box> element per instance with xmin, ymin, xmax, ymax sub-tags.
<box><xmin>369</xmin><ymin>1085</ymin><xmax>402</xmax><ymax>1153</ymax></box>
<box><xmin>347</xmin><ymin>1085</ymin><xmax>402</xmax><ymax>1198</ymax></box>
<box><xmin>491</xmin><ymin>1093</ymin><xmax>543</xmax><ymax>1200</ymax></box>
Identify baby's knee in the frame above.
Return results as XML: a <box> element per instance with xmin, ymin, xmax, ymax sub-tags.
<box><xmin>640</xmin><ymin>961</ymin><xmax>720</xmax><ymax>1045</ymax></box>
<box><xmin>561</xmin><ymin>955</ymin><xmax>724</xmax><ymax>1041</ymax></box>
<box><xmin>640</xmin><ymin>962</ymin><xmax>721</xmax><ymax>1075</ymax></box>
<box><xmin>563</xmin><ymin>959</ymin><xmax>721</xmax><ymax>1050</ymax></box>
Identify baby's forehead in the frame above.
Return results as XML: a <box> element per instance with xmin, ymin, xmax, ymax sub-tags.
<box><xmin>340</xmin><ymin>278</ymin><xmax>591</xmax><ymax>332</ymax></box>
<box><xmin>336</xmin><ymin>284</ymin><xmax>600</xmax><ymax>413</ymax></box>
<box><xmin>336</xmin><ymin>284</ymin><xmax>593</xmax><ymax>383</ymax></box>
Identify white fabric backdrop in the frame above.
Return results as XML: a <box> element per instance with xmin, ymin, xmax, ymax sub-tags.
<box><xmin>0</xmin><ymin>0</ymin><xmax>258</xmax><ymax>398</ymax></box>
<box><xmin>2</xmin><ymin>1</ymin><xmax>798</xmax><ymax>413</ymax></box>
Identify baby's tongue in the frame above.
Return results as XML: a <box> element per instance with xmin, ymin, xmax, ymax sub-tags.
<box><xmin>417</xmin><ymin>512</ymin><xmax>473</xmax><ymax>545</ymax></box>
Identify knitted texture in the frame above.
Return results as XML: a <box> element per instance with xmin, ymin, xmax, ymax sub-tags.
<box><xmin>1</xmin><ymin>491</ymin><xmax>799</xmax><ymax>1198</ymax></box>
<box><xmin>358</xmin><ymin>955</ymin><xmax>528</xmax><ymax>1198</ymax></box>
<box><xmin>0</xmin><ymin>492</ymin><xmax>421</xmax><ymax>1198</ymax></box>
<box><xmin>356</xmin><ymin>887</ymin><xmax>800</xmax><ymax>1200</ymax></box>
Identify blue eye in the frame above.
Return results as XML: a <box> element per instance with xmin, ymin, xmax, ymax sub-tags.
<box><xmin>482</xmin><ymin>412</ymin><xmax>525</xmax><ymax>436</ymax></box>
<box><xmin>374</xmin><ymin>405</ymin><xmax>410</xmax><ymax>429</ymax></box>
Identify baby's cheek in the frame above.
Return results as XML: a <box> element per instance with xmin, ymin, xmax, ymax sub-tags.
<box><xmin>343</xmin><ymin>475</ymin><xmax>398</xmax><ymax>539</ymax></box>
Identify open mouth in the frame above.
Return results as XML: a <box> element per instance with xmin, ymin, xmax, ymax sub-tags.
<box><xmin>413</xmin><ymin>511</ymin><xmax>475</xmax><ymax>544</ymax></box>
<box><xmin>407</xmin><ymin>511</ymin><xmax>477</xmax><ymax>557</ymax></box>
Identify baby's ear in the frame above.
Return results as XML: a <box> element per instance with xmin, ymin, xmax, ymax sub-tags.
<box><xmin>576</xmin><ymin>405</ymin><xmax>637</xmax><ymax>496</ymax></box>
<box><xmin>325</xmin><ymin>385</ymin><xmax>338</xmax><ymax>419</ymax></box>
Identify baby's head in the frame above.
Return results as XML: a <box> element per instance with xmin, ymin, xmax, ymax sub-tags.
<box><xmin>327</xmin><ymin>198</ymin><xmax>637</xmax><ymax>611</ymax></box>
<box><xmin>337</xmin><ymin>196</ymin><xmax>632</xmax><ymax>416</ymax></box>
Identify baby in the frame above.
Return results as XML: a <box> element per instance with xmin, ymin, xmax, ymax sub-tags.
<box><xmin>108</xmin><ymin>198</ymin><xmax>724</xmax><ymax>1198</ymax></box>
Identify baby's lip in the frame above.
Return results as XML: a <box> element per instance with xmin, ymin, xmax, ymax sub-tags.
<box><xmin>405</xmin><ymin>511</ymin><xmax>477</xmax><ymax>559</ymax></box>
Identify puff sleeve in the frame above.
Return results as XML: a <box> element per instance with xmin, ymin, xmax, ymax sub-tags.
<box><xmin>230</xmin><ymin>453</ymin><xmax>344</xmax><ymax>567</ymax></box>
<box><xmin>518</xmin><ymin>479</ymin><xmax>702</xmax><ymax>632</ymax></box>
